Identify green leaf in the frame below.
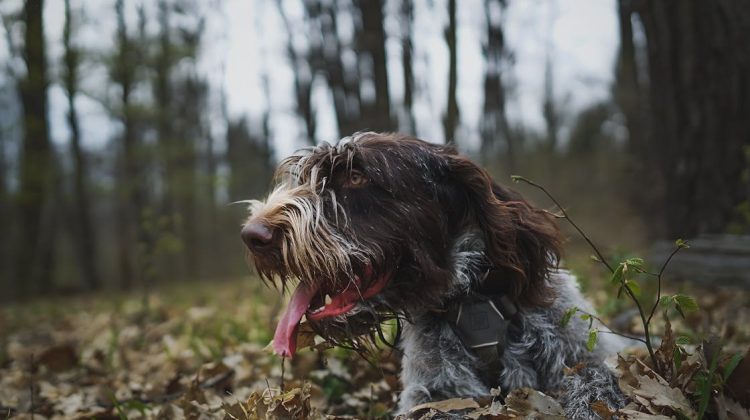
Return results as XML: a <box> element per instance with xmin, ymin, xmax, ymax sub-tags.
<box><xmin>626</xmin><ymin>279</ymin><xmax>641</xmax><ymax>297</ymax></box>
<box><xmin>676</xmin><ymin>335</ymin><xmax>692</xmax><ymax>345</ymax></box>
<box><xmin>673</xmin><ymin>346</ymin><xmax>683</xmax><ymax>370</ymax></box>
<box><xmin>611</xmin><ymin>263</ymin><xmax>625</xmax><ymax>285</ymax></box>
<box><xmin>675</xmin><ymin>238</ymin><xmax>690</xmax><ymax>249</ymax></box>
<box><xmin>659</xmin><ymin>295</ymin><xmax>674</xmax><ymax>308</ymax></box>
<box><xmin>616</xmin><ymin>284</ymin><xmax>624</xmax><ymax>298</ymax></box>
<box><xmin>110</xmin><ymin>392</ymin><xmax>128</xmax><ymax>420</ymax></box>
<box><xmin>695</xmin><ymin>372</ymin><xmax>712</xmax><ymax>418</ymax></box>
<box><xmin>561</xmin><ymin>306</ymin><xmax>577</xmax><ymax>327</ymax></box>
<box><xmin>586</xmin><ymin>329</ymin><xmax>599</xmax><ymax>352</ymax></box>
<box><xmin>723</xmin><ymin>352</ymin><xmax>744</xmax><ymax>382</ymax></box>
<box><xmin>624</xmin><ymin>257</ymin><xmax>646</xmax><ymax>272</ymax></box>
<box><xmin>579</xmin><ymin>313</ymin><xmax>591</xmax><ymax>321</ymax></box>
<box><xmin>674</xmin><ymin>295</ymin><xmax>699</xmax><ymax>313</ymax></box>
<box><xmin>675</xmin><ymin>304</ymin><xmax>687</xmax><ymax>319</ymax></box>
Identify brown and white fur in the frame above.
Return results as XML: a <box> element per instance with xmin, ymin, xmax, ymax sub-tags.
<box><xmin>241</xmin><ymin>132</ymin><xmax>626</xmax><ymax>419</ymax></box>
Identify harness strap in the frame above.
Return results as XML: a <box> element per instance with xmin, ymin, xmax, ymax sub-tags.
<box><xmin>442</xmin><ymin>294</ymin><xmax>518</xmax><ymax>386</ymax></box>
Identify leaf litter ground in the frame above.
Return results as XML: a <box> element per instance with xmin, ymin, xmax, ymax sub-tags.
<box><xmin>1</xmin><ymin>277</ymin><xmax>748</xmax><ymax>419</ymax></box>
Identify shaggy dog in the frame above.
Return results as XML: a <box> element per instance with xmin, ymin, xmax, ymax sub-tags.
<box><xmin>241</xmin><ymin>132</ymin><xmax>625</xmax><ymax>418</ymax></box>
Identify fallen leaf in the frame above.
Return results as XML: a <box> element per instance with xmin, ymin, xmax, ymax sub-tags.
<box><xmin>714</xmin><ymin>393</ymin><xmax>750</xmax><ymax>420</ymax></box>
<box><xmin>409</xmin><ymin>397</ymin><xmax>480</xmax><ymax>413</ymax></box>
<box><xmin>37</xmin><ymin>344</ymin><xmax>78</xmax><ymax>372</ymax></box>
<box><xmin>504</xmin><ymin>388</ymin><xmax>566</xmax><ymax>418</ymax></box>
<box><xmin>724</xmin><ymin>348</ymin><xmax>750</xmax><ymax>407</ymax></box>
<box><xmin>617</xmin><ymin>408</ymin><xmax>673</xmax><ymax>419</ymax></box>
<box><xmin>632</xmin><ymin>373</ymin><xmax>697</xmax><ymax>418</ymax></box>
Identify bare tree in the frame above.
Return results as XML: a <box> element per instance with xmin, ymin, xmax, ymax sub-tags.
<box><xmin>541</xmin><ymin>53</ymin><xmax>559</xmax><ymax>152</ymax></box>
<box><xmin>111</xmin><ymin>0</ymin><xmax>148</xmax><ymax>289</ymax></box>
<box><xmin>479</xmin><ymin>0</ymin><xmax>514</xmax><ymax>166</ymax></box>
<box><xmin>356</xmin><ymin>0</ymin><xmax>393</xmax><ymax>132</ymax></box>
<box><xmin>63</xmin><ymin>0</ymin><xmax>100</xmax><ymax>290</ymax></box>
<box><xmin>617</xmin><ymin>0</ymin><xmax>750</xmax><ymax>238</ymax></box>
<box><xmin>442</xmin><ymin>0</ymin><xmax>459</xmax><ymax>143</ymax></box>
<box><xmin>400</xmin><ymin>0</ymin><xmax>416</xmax><ymax>134</ymax></box>
<box><xmin>16</xmin><ymin>0</ymin><xmax>55</xmax><ymax>295</ymax></box>
<box><xmin>278</xmin><ymin>2</ymin><xmax>316</xmax><ymax>144</ymax></box>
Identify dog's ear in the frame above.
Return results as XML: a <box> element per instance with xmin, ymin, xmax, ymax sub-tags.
<box><xmin>445</xmin><ymin>155</ymin><xmax>561</xmax><ymax>306</ymax></box>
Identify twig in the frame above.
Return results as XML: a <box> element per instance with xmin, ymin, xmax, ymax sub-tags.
<box><xmin>512</xmin><ymin>176</ymin><xmax>614</xmax><ymax>273</ymax></box>
<box><xmin>513</xmin><ymin>175</ymin><xmax>659</xmax><ymax>369</ymax></box>
<box><xmin>647</xmin><ymin>245</ymin><xmax>683</xmax><ymax>326</ymax></box>
<box><xmin>0</xmin><ymin>13</ymin><xmax>20</xmax><ymax>79</ymax></box>
<box><xmin>622</xmin><ymin>283</ymin><xmax>657</xmax><ymax>366</ymax></box>
<box><xmin>575</xmin><ymin>309</ymin><xmax>647</xmax><ymax>344</ymax></box>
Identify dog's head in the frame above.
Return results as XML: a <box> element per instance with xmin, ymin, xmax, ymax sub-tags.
<box><xmin>241</xmin><ymin>132</ymin><xmax>561</xmax><ymax>356</ymax></box>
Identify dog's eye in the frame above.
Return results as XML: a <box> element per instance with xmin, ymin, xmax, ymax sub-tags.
<box><xmin>346</xmin><ymin>170</ymin><xmax>367</xmax><ymax>187</ymax></box>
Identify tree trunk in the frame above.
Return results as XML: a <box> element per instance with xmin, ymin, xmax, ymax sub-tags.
<box><xmin>542</xmin><ymin>55</ymin><xmax>559</xmax><ymax>152</ymax></box>
<box><xmin>619</xmin><ymin>0</ymin><xmax>750</xmax><ymax>238</ymax></box>
<box><xmin>113</xmin><ymin>0</ymin><xmax>146</xmax><ymax>289</ymax></box>
<box><xmin>309</xmin><ymin>1</ymin><xmax>360</xmax><ymax>138</ymax></box>
<box><xmin>357</xmin><ymin>0</ymin><xmax>393</xmax><ymax>132</ymax></box>
<box><xmin>480</xmin><ymin>0</ymin><xmax>514</xmax><ymax>168</ymax></box>
<box><xmin>279</xmin><ymin>2</ymin><xmax>316</xmax><ymax>144</ymax></box>
<box><xmin>400</xmin><ymin>0</ymin><xmax>416</xmax><ymax>134</ymax></box>
<box><xmin>156</xmin><ymin>0</ymin><xmax>176</xmax><ymax>218</ymax></box>
<box><xmin>63</xmin><ymin>0</ymin><xmax>100</xmax><ymax>290</ymax></box>
<box><xmin>443</xmin><ymin>0</ymin><xmax>459</xmax><ymax>143</ymax></box>
<box><xmin>0</xmin><ymin>92</ymin><xmax>9</xmax><ymax>296</ymax></box>
<box><xmin>17</xmin><ymin>0</ymin><xmax>54</xmax><ymax>295</ymax></box>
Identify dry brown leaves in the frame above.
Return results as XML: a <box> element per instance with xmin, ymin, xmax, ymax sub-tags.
<box><xmin>1</xmin><ymin>281</ymin><xmax>749</xmax><ymax>419</ymax></box>
<box><xmin>396</xmin><ymin>388</ymin><xmax>566</xmax><ymax>420</ymax></box>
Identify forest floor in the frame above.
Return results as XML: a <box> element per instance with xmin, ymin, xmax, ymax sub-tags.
<box><xmin>1</xmin><ymin>271</ymin><xmax>749</xmax><ymax>419</ymax></box>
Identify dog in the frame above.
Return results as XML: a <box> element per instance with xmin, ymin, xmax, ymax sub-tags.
<box><xmin>241</xmin><ymin>132</ymin><xmax>626</xmax><ymax>418</ymax></box>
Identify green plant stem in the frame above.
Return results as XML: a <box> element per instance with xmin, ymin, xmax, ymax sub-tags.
<box><xmin>622</xmin><ymin>283</ymin><xmax>658</xmax><ymax>368</ymax></box>
<box><xmin>647</xmin><ymin>246</ymin><xmax>682</xmax><ymax>326</ymax></box>
<box><xmin>514</xmin><ymin>175</ymin><xmax>659</xmax><ymax>370</ymax></box>
<box><xmin>513</xmin><ymin>176</ymin><xmax>614</xmax><ymax>273</ymax></box>
<box><xmin>575</xmin><ymin>309</ymin><xmax>647</xmax><ymax>344</ymax></box>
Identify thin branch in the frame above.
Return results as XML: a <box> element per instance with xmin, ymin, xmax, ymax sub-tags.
<box><xmin>647</xmin><ymin>245</ymin><xmax>683</xmax><ymax>326</ymax></box>
<box><xmin>575</xmin><ymin>309</ymin><xmax>647</xmax><ymax>344</ymax></box>
<box><xmin>622</xmin><ymin>283</ymin><xmax>657</xmax><ymax>365</ymax></box>
<box><xmin>512</xmin><ymin>176</ymin><xmax>614</xmax><ymax>273</ymax></box>
<box><xmin>513</xmin><ymin>175</ymin><xmax>660</xmax><ymax>369</ymax></box>
<box><xmin>0</xmin><ymin>12</ymin><xmax>20</xmax><ymax>79</ymax></box>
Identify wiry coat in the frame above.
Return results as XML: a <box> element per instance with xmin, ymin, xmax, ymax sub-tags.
<box><xmin>398</xmin><ymin>268</ymin><xmax>626</xmax><ymax>418</ymax></box>
<box><xmin>241</xmin><ymin>132</ymin><xmax>626</xmax><ymax>419</ymax></box>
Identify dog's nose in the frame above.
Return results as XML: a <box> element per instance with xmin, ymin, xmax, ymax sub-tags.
<box><xmin>241</xmin><ymin>222</ymin><xmax>277</xmax><ymax>252</ymax></box>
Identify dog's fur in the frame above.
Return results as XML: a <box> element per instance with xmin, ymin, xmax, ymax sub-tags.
<box><xmin>242</xmin><ymin>132</ymin><xmax>626</xmax><ymax>418</ymax></box>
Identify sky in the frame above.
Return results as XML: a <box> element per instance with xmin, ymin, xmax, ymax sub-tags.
<box><xmin>222</xmin><ymin>0</ymin><xmax>618</xmax><ymax>156</ymax></box>
<box><xmin>0</xmin><ymin>0</ymin><xmax>619</xmax><ymax>160</ymax></box>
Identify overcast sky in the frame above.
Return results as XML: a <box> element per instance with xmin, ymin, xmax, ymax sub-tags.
<box><xmin>223</xmin><ymin>0</ymin><xmax>618</xmax><ymax>157</ymax></box>
<box><xmin>1</xmin><ymin>0</ymin><xmax>618</xmax><ymax>159</ymax></box>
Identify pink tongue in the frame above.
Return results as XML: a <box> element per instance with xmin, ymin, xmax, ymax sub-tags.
<box><xmin>272</xmin><ymin>282</ymin><xmax>319</xmax><ymax>358</ymax></box>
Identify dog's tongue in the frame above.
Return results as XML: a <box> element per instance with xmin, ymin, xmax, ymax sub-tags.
<box><xmin>272</xmin><ymin>282</ymin><xmax>319</xmax><ymax>358</ymax></box>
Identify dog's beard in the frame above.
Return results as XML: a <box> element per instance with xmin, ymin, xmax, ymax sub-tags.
<box><xmin>269</xmin><ymin>265</ymin><xmax>394</xmax><ymax>357</ymax></box>
<box><xmin>306</xmin><ymin>296</ymin><xmax>404</xmax><ymax>354</ymax></box>
<box><xmin>247</xmin><ymin>183</ymin><xmax>401</xmax><ymax>357</ymax></box>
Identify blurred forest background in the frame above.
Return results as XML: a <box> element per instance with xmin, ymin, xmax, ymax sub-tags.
<box><xmin>1</xmin><ymin>0</ymin><xmax>749</xmax><ymax>301</ymax></box>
